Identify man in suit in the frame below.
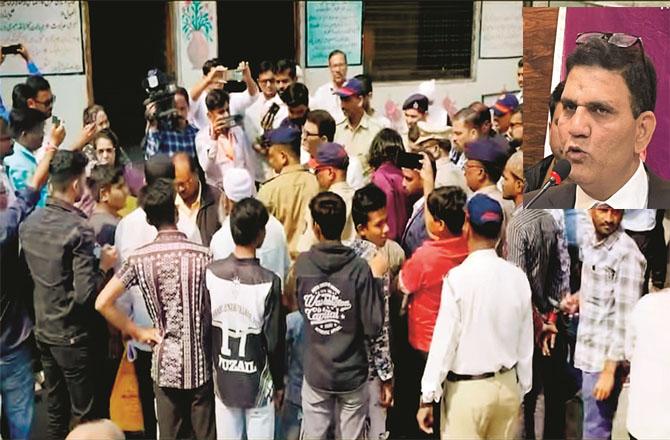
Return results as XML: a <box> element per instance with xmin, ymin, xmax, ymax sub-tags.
<box><xmin>524</xmin><ymin>33</ymin><xmax>670</xmax><ymax>209</ymax></box>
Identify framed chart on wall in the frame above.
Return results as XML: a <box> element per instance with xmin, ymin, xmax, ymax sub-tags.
<box><xmin>305</xmin><ymin>1</ymin><xmax>363</xmax><ymax>68</ymax></box>
<box><xmin>478</xmin><ymin>1</ymin><xmax>522</xmax><ymax>59</ymax></box>
<box><xmin>0</xmin><ymin>1</ymin><xmax>86</xmax><ymax>76</ymax></box>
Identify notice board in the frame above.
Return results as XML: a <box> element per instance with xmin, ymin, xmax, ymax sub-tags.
<box><xmin>306</xmin><ymin>1</ymin><xmax>363</xmax><ymax>67</ymax></box>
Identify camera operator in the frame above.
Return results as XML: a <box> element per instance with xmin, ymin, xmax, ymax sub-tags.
<box><xmin>143</xmin><ymin>86</ymin><xmax>198</xmax><ymax>158</ymax></box>
<box><xmin>189</xmin><ymin>60</ymin><xmax>258</xmax><ymax>132</ymax></box>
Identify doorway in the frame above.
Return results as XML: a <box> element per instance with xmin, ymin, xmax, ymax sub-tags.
<box><xmin>88</xmin><ymin>1</ymin><xmax>168</xmax><ymax>154</ymax></box>
<box><xmin>217</xmin><ymin>1</ymin><xmax>296</xmax><ymax>77</ymax></box>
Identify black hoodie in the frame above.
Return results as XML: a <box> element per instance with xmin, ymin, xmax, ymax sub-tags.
<box><xmin>296</xmin><ymin>241</ymin><xmax>384</xmax><ymax>393</ymax></box>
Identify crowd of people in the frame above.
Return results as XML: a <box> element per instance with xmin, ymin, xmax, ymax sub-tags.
<box><xmin>1</xmin><ymin>36</ymin><xmax>669</xmax><ymax>440</ymax></box>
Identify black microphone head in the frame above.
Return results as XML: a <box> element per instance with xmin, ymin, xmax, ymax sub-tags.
<box><xmin>552</xmin><ymin>159</ymin><xmax>571</xmax><ymax>183</ymax></box>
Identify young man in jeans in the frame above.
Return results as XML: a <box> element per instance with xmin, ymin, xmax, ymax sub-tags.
<box><xmin>206</xmin><ymin>197</ymin><xmax>285</xmax><ymax>439</ymax></box>
<box><xmin>295</xmin><ymin>191</ymin><xmax>386</xmax><ymax>439</ymax></box>
<box><xmin>95</xmin><ymin>178</ymin><xmax>215</xmax><ymax>440</ymax></box>
<box><xmin>19</xmin><ymin>150</ymin><xmax>117</xmax><ymax>439</ymax></box>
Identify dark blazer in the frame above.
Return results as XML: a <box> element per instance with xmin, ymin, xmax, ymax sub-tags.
<box><xmin>196</xmin><ymin>184</ymin><xmax>222</xmax><ymax>247</ymax></box>
<box><xmin>524</xmin><ymin>165</ymin><xmax>670</xmax><ymax>209</ymax></box>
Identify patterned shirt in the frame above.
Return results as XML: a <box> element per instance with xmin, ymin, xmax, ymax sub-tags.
<box><xmin>506</xmin><ymin>208</ymin><xmax>568</xmax><ymax>314</ymax></box>
<box><xmin>574</xmin><ymin>227</ymin><xmax>646</xmax><ymax>373</ymax></box>
<box><xmin>350</xmin><ymin>238</ymin><xmax>399</xmax><ymax>382</ymax></box>
<box><xmin>117</xmin><ymin>230</ymin><xmax>212</xmax><ymax>389</ymax></box>
<box><xmin>144</xmin><ymin>124</ymin><xmax>199</xmax><ymax>158</ymax></box>
<box><xmin>3</xmin><ymin>142</ymin><xmax>47</xmax><ymax>207</ymax></box>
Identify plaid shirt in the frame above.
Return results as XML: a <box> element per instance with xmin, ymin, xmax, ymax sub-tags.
<box><xmin>144</xmin><ymin>124</ymin><xmax>198</xmax><ymax>158</ymax></box>
<box><xmin>575</xmin><ymin>227</ymin><xmax>645</xmax><ymax>373</ymax></box>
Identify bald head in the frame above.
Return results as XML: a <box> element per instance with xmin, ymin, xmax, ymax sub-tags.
<box><xmin>172</xmin><ymin>152</ymin><xmax>200</xmax><ymax>206</ymax></box>
<box><xmin>66</xmin><ymin>419</ymin><xmax>124</xmax><ymax>440</ymax></box>
<box><xmin>502</xmin><ymin>150</ymin><xmax>525</xmax><ymax>204</ymax></box>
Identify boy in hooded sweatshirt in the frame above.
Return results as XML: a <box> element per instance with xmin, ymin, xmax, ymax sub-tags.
<box><xmin>296</xmin><ymin>191</ymin><xmax>386</xmax><ymax>440</ymax></box>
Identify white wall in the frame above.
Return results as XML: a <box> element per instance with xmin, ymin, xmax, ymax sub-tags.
<box><xmin>298</xmin><ymin>1</ymin><xmax>520</xmax><ymax>126</ymax></box>
<box><xmin>1</xmin><ymin>75</ymin><xmax>88</xmax><ymax>135</ymax></box>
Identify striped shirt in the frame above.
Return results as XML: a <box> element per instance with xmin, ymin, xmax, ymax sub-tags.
<box><xmin>505</xmin><ymin>208</ymin><xmax>569</xmax><ymax>313</ymax></box>
<box><xmin>117</xmin><ymin>230</ymin><xmax>212</xmax><ymax>389</ymax></box>
<box><xmin>575</xmin><ymin>227</ymin><xmax>645</xmax><ymax>373</ymax></box>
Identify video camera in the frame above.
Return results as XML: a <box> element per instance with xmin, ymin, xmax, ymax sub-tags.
<box><xmin>142</xmin><ymin>69</ymin><xmax>180</xmax><ymax>131</ymax></box>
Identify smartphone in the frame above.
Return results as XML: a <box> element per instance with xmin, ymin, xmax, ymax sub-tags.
<box><xmin>395</xmin><ymin>150</ymin><xmax>423</xmax><ymax>170</ymax></box>
<box><xmin>51</xmin><ymin>115</ymin><xmax>61</xmax><ymax>127</ymax></box>
<box><xmin>223</xmin><ymin>69</ymin><xmax>243</xmax><ymax>82</ymax></box>
<box><xmin>1</xmin><ymin>44</ymin><xmax>21</xmax><ymax>55</ymax></box>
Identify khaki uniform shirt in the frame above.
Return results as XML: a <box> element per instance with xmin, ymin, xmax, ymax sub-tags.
<box><xmin>335</xmin><ymin>113</ymin><xmax>383</xmax><ymax>178</ymax></box>
<box><xmin>258</xmin><ymin>164</ymin><xmax>319</xmax><ymax>260</ymax></box>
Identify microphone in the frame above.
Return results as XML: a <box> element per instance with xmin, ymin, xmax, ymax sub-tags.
<box><xmin>524</xmin><ymin>159</ymin><xmax>571</xmax><ymax>208</ymax></box>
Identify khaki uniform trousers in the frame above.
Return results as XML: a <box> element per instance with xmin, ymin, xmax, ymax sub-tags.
<box><xmin>440</xmin><ymin>368</ymin><xmax>521</xmax><ymax>439</ymax></box>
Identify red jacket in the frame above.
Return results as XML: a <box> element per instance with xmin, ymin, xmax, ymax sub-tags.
<box><xmin>401</xmin><ymin>235</ymin><xmax>469</xmax><ymax>353</ymax></box>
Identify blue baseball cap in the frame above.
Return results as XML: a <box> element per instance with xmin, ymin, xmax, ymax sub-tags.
<box><xmin>334</xmin><ymin>78</ymin><xmax>365</xmax><ymax>98</ymax></box>
<box><xmin>308</xmin><ymin>142</ymin><xmax>350</xmax><ymax>170</ymax></box>
<box><xmin>492</xmin><ymin>93</ymin><xmax>519</xmax><ymax>116</ymax></box>
<box><xmin>466</xmin><ymin>194</ymin><xmax>503</xmax><ymax>228</ymax></box>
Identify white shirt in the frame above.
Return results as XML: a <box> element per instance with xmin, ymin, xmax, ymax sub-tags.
<box><xmin>622</xmin><ymin>209</ymin><xmax>656</xmax><ymax>232</ymax></box>
<box><xmin>625</xmin><ymin>291</ymin><xmax>670</xmax><ymax>439</ymax></box>
<box><xmin>420</xmin><ymin>249</ymin><xmax>533</xmax><ymax>403</ymax></box>
<box><xmin>575</xmin><ymin>160</ymin><xmax>648</xmax><ymax>209</ymax></box>
<box><xmin>245</xmin><ymin>93</ymin><xmax>284</xmax><ymax>142</ymax></box>
<box><xmin>189</xmin><ymin>89</ymin><xmax>259</xmax><ymax>132</ymax></box>
<box><xmin>210</xmin><ymin>213</ymin><xmax>290</xmax><ymax>286</ymax></box>
<box><xmin>311</xmin><ymin>81</ymin><xmax>345</xmax><ymax>123</ymax></box>
<box><xmin>346</xmin><ymin>155</ymin><xmax>367</xmax><ymax>190</ymax></box>
<box><xmin>114</xmin><ymin>208</ymin><xmax>158</xmax><ymax>352</ymax></box>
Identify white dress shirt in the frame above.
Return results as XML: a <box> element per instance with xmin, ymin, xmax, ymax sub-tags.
<box><xmin>311</xmin><ymin>81</ymin><xmax>345</xmax><ymax>123</ymax></box>
<box><xmin>625</xmin><ymin>291</ymin><xmax>670</xmax><ymax>439</ymax></box>
<box><xmin>210</xmin><ymin>213</ymin><xmax>290</xmax><ymax>286</ymax></box>
<box><xmin>621</xmin><ymin>209</ymin><xmax>656</xmax><ymax>232</ymax></box>
<box><xmin>575</xmin><ymin>160</ymin><xmax>648</xmax><ymax>209</ymax></box>
<box><xmin>420</xmin><ymin>249</ymin><xmax>533</xmax><ymax>403</ymax></box>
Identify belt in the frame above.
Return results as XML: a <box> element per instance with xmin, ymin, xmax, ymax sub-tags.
<box><xmin>447</xmin><ymin>366</ymin><xmax>513</xmax><ymax>382</ymax></box>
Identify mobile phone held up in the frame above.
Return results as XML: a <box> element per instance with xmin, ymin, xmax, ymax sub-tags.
<box><xmin>52</xmin><ymin>116</ymin><xmax>61</xmax><ymax>127</ymax></box>
<box><xmin>395</xmin><ymin>150</ymin><xmax>423</xmax><ymax>170</ymax></box>
<box><xmin>1</xmin><ymin>44</ymin><xmax>21</xmax><ymax>55</ymax></box>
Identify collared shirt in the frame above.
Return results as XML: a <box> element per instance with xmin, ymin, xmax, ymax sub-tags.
<box><xmin>334</xmin><ymin>113</ymin><xmax>383</xmax><ymax>177</ymax></box>
<box><xmin>575</xmin><ymin>160</ymin><xmax>648</xmax><ymax>209</ymax></box>
<box><xmin>575</xmin><ymin>227</ymin><xmax>645</xmax><ymax>373</ymax></box>
<box><xmin>506</xmin><ymin>209</ymin><xmax>568</xmax><ymax>314</ymax></box>
<box><xmin>297</xmin><ymin>180</ymin><xmax>356</xmax><ymax>253</ymax></box>
<box><xmin>144</xmin><ymin>124</ymin><xmax>199</xmax><ymax>158</ymax></box>
<box><xmin>420</xmin><ymin>249</ymin><xmax>533</xmax><ymax>403</ymax></box>
<box><xmin>3</xmin><ymin>142</ymin><xmax>46</xmax><ymax>207</ymax></box>
<box><xmin>625</xmin><ymin>291</ymin><xmax>670</xmax><ymax>438</ymax></box>
<box><xmin>210</xmin><ymin>213</ymin><xmax>290</xmax><ymax>286</ymax></box>
<box><xmin>258</xmin><ymin>164</ymin><xmax>319</xmax><ymax>260</ymax></box>
<box><xmin>114</xmin><ymin>208</ymin><xmax>158</xmax><ymax>353</ymax></box>
<box><xmin>400</xmin><ymin>196</ymin><xmax>429</xmax><ymax>258</ymax></box>
<box><xmin>19</xmin><ymin>197</ymin><xmax>104</xmax><ymax>346</ymax></box>
<box><xmin>195</xmin><ymin>125</ymin><xmax>262</xmax><ymax>187</ymax></box>
<box><xmin>351</xmin><ymin>238</ymin><xmax>404</xmax><ymax>383</ymax></box>
<box><xmin>176</xmin><ymin>182</ymin><xmax>203</xmax><ymax>244</ymax></box>
<box><xmin>117</xmin><ymin>230</ymin><xmax>212</xmax><ymax>389</ymax></box>
<box><xmin>312</xmin><ymin>82</ymin><xmax>345</xmax><ymax>123</ymax></box>
<box><xmin>474</xmin><ymin>184</ymin><xmax>514</xmax><ymax>256</ymax></box>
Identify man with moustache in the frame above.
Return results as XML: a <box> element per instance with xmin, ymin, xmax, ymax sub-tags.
<box><xmin>524</xmin><ymin>34</ymin><xmax>670</xmax><ymax>208</ymax></box>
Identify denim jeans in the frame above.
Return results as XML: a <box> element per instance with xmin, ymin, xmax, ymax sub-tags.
<box><xmin>582</xmin><ymin>370</ymin><xmax>623</xmax><ymax>440</ymax></box>
<box><xmin>0</xmin><ymin>340</ymin><xmax>35</xmax><ymax>439</ymax></box>
<box><xmin>278</xmin><ymin>399</ymin><xmax>302</xmax><ymax>440</ymax></box>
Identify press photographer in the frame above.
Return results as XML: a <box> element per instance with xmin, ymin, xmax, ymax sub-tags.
<box><xmin>142</xmin><ymin>69</ymin><xmax>198</xmax><ymax>158</ymax></box>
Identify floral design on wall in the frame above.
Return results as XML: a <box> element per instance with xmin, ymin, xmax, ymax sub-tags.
<box><xmin>181</xmin><ymin>0</ymin><xmax>213</xmax><ymax>69</ymax></box>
